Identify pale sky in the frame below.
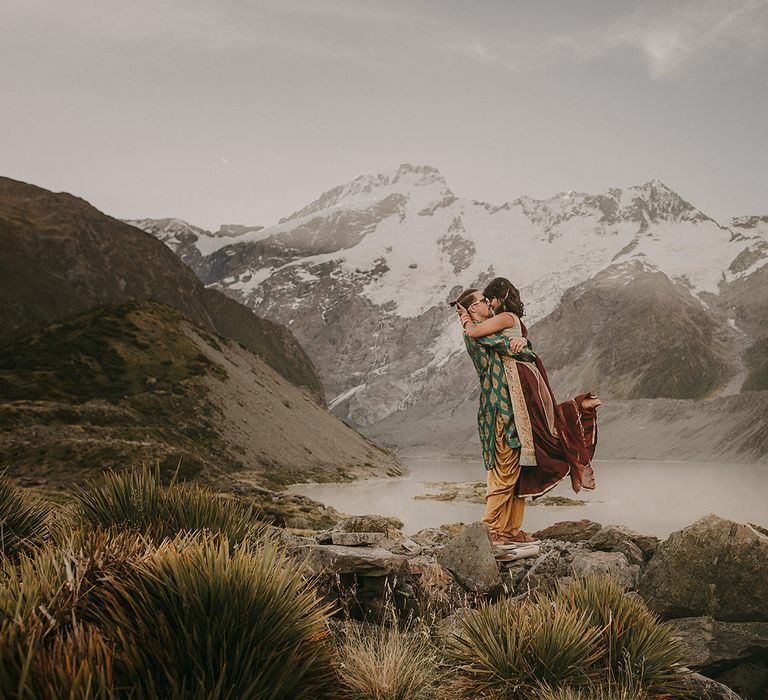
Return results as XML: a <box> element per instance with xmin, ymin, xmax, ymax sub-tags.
<box><xmin>2</xmin><ymin>0</ymin><xmax>767</xmax><ymax>230</ymax></box>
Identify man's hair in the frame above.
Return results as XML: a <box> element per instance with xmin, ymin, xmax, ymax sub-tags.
<box><xmin>449</xmin><ymin>288</ymin><xmax>479</xmax><ymax>309</ymax></box>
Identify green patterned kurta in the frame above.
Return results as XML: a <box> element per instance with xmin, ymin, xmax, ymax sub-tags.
<box><xmin>464</xmin><ymin>331</ymin><xmax>536</xmax><ymax>471</ymax></box>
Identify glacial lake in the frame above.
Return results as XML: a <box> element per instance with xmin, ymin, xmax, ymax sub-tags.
<box><xmin>288</xmin><ymin>455</ymin><xmax>768</xmax><ymax>538</ymax></box>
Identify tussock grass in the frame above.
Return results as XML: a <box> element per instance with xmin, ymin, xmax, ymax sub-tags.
<box><xmin>447</xmin><ymin>578</ymin><xmax>690</xmax><ymax>699</ymax></box>
<box><xmin>549</xmin><ymin>577</ymin><xmax>691</xmax><ymax>697</ymax></box>
<box><xmin>0</xmin><ymin>623</ymin><xmax>117</xmax><ymax>700</ymax></box>
<box><xmin>449</xmin><ymin>597</ymin><xmax>603</xmax><ymax>698</ymax></box>
<box><xmin>1</xmin><ymin>529</ymin><xmax>334</xmax><ymax>699</ymax></box>
<box><xmin>335</xmin><ymin>622</ymin><xmax>440</xmax><ymax>700</ymax></box>
<box><xmin>71</xmin><ymin>464</ymin><xmax>266</xmax><ymax>544</ymax></box>
<box><xmin>95</xmin><ymin>534</ymin><xmax>334</xmax><ymax>699</ymax></box>
<box><xmin>0</xmin><ymin>475</ymin><xmax>50</xmax><ymax>558</ymax></box>
<box><xmin>0</xmin><ymin>528</ymin><xmax>149</xmax><ymax>699</ymax></box>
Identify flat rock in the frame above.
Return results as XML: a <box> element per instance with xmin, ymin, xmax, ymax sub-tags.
<box><xmin>570</xmin><ymin>550</ymin><xmax>640</xmax><ymax>590</ymax></box>
<box><xmin>588</xmin><ymin>524</ymin><xmax>659</xmax><ymax>560</ymax></box>
<box><xmin>533</xmin><ymin>519</ymin><xmax>602</xmax><ymax>543</ymax></box>
<box><xmin>399</xmin><ymin>538</ymin><xmax>422</xmax><ymax>554</ymax></box>
<box><xmin>638</xmin><ymin>514</ymin><xmax>768</xmax><ymax>621</ymax></box>
<box><xmin>292</xmin><ymin>544</ymin><xmax>401</xmax><ymax>577</ymax></box>
<box><xmin>330</xmin><ymin>532</ymin><xmax>384</xmax><ymax>546</ymax></box>
<box><xmin>669</xmin><ymin>616</ymin><xmax>768</xmax><ymax>671</ymax></box>
<box><xmin>436</xmin><ymin>521</ymin><xmax>502</xmax><ymax>594</ymax></box>
<box><xmin>334</xmin><ymin>515</ymin><xmax>395</xmax><ymax>534</ymax></box>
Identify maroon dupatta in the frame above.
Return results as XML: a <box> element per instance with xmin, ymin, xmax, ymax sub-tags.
<box><xmin>509</xmin><ymin>321</ymin><xmax>598</xmax><ymax>498</ymax></box>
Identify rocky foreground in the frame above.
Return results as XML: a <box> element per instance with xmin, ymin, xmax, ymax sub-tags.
<box><xmin>278</xmin><ymin>513</ymin><xmax>768</xmax><ymax>699</ymax></box>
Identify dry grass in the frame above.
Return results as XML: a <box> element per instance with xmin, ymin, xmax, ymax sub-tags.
<box><xmin>335</xmin><ymin>621</ymin><xmax>440</xmax><ymax>700</ymax></box>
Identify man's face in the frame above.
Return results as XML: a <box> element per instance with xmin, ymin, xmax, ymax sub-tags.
<box><xmin>467</xmin><ymin>292</ymin><xmax>491</xmax><ymax>320</ymax></box>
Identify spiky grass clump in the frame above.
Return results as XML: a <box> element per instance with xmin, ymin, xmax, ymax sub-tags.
<box><xmin>0</xmin><ymin>529</ymin><xmax>151</xmax><ymax>630</ymax></box>
<box><xmin>0</xmin><ymin>475</ymin><xmax>50</xmax><ymax>558</ymax></box>
<box><xmin>94</xmin><ymin>534</ymin><xmax>334</xmax><ymax>700</ymax></box>
<box><xmin>550</xmin><ymin>578</ymin><xmax>691</xmax><ymax>697</ymax></box>
<box><xmin>448</xmin><ymin>596</ymin><xmax>603</xmax><ymax>698</ymax></box>
<box><xmin>0</xmin><ymin>529</ymin><xmax>149</xmax><ymax>699</ymax></box>
<box><xmin>0</xmin><ymin>623</ymin><xmax>116</xmax><ymax>700</ymax></box>
<box><xmin>71</xmin><ymin>464</ymin><xmax>265</xmax><ymax>544</ymax></box>
<box><xmin>335</xmin><ymin>622</ymin><xmax>440</xmax><ymax>700</ymax></box>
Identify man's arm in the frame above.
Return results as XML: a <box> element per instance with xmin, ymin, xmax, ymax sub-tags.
<box><xmin>463</xmin><ymin>333</ymin><xmax>489</xmax><ymax>376</ymax></box>
<box><xmin>473</xmin><ymin>331</ymin><xmax>535</xmax><ymax>360</ymax></box>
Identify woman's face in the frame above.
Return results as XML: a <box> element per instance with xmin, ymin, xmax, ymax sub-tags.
<box><xmin>467</xmin><ymin>291</ymin><xmax>491</xmax><ymax>321</ymax></box>
<box><xmin>488</xmin><ymin>297</ymin><xmax>501</xmax><ymax>312</ymax></box>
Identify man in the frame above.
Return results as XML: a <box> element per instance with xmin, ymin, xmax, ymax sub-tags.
<box><xmin>452</xmin><ymin>289</ymin><xmax>539</xmax><ymax>546</ymax></box>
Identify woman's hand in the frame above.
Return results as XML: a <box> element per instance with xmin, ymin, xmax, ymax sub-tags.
<box><xmin>456</xmin><ymin>303</ymin><xmax>472</xmax><ymax>328</ymax></box>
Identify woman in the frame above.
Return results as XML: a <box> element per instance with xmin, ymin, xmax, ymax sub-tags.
<box><xmin>453</xmin><ymin>279</ymin><xmax>599</xmax><ymax>546</ymax></box>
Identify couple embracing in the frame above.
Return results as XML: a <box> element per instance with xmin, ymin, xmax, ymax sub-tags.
<box><xmin>451</xmin><ymin>277</ymin><xmax>600</xmax><ymax>548</ymax></box>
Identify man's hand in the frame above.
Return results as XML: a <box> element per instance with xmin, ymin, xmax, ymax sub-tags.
<box><xmin>509</xmin><ymin>337</ymin><xmax>528</xmax><ymax>353</ymax></box>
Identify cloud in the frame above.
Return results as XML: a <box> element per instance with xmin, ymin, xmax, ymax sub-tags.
<box><xmin>611</xmin><ymin>0</ymin><xmax>768</xmax><ymax>77</ymax></box>
<box><xmin>4</xmin><ymin>0</ymin><xmax>766</xmax><ymax>79</ymax></box>
<box><xmin>453</xmin><ymin>0</ymin><xmax>768</xmax><ymax>79</ymax></box>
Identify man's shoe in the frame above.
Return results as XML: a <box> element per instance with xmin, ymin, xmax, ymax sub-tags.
<box><xmin>509</xmin><ymin>531</ymin><xmax>540</xmax><ymax>545</ymax></box>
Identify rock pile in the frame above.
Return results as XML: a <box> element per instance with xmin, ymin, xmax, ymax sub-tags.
<box><xmin>278</xmin><ymin>513</ymin><xmax>768</xmax><ymax>699</ymax></box>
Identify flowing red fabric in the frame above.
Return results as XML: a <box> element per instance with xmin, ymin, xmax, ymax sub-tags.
<box><xmin>516</xmin><ymin>321</ymin><xmax>598</xmax><ymax>498</ymax></box>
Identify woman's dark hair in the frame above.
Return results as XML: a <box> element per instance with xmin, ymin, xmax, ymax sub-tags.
<box><xmin>483</xmin><ymin>277</ymin><xmax>524</xmax><ymax>317</ymax></box>
<box><xmin>449</xmin><ymin>288</ymin><xmax>480</xmax><ymax>309</ymax></box>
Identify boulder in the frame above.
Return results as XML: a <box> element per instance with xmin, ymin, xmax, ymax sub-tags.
<box><xmin>684</xmin><ymin>672</ymin><xmax>744</xmax><ymax>700</ymax></box>
<box><xmin>669</xmin><ymin>616</ymin><xmax>768</xmax><ymax>671</ymax></box>
<box><xmin>638</xmin><ymin>514</ymin><xmax>768</xmax><ymax>622</ymax></box>
<box><xmin>505</xmin><ymin>561</ymin><xmax>528</xmax><ymax>590</ymax></box>
<box><xmin>333</xmin><ymin>515</ymin><xmax>396</xmax><ymax>534</ymax></box>
<box><xmin>330</xmin><ymin>532</ymin><xmax>384</xmax><ymax>546</ymax></box>
<box><xmin>533</xmin><ymin>519</ymin><xmax>602</xmax><ymax>542</ymax></box>
<box><xmin>273</xmin><ymin>527</ymin><xmax>316</xmax><ymax>552</ymax></box>
<box><xmin>519</xmin><ymin>550</ymin><xmax>561</xmax><ymax>593</ymax></box>
<box><xmin>436</xmin><ymin>522</ymin><xmax>502</xmax><ymax>594</ymax></box>
<box><xmin>570</xmin><ymin>551</ymin><xmax>640</xmax><ymax>590</ymax></box>
<box><xmin>315</xmin><ymin>514</ymin><xmax>402</xmax><ymax>545</ymax></box>
<box><xmin>588</xmin><ymin>524</ymin><xmax>659</xmax><ymax>560</ymax></box>
<box><xmin>714</xmin><ymin>659</ymin><xmax>768</xmax><ymax>699</ymax></box>
<box><xmin>410</xmin><ymin>527</ymin><xmax>451</xmax><ymax>548</ymax></box>
<box><xmin>292</xmin><ymin>544</ymin><xmax>402</xmax><ymax>577</ymax></box>
<box><xmin>587</xmin><ymin>527</ymin><xmax>646</xmax><ymax>567</ymax></box>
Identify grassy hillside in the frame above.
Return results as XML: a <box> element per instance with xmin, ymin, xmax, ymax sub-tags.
<box><xmin>0</xmin><ymin>176</ymin><xmax>323</xmax><ymax>401</ymax></box>
<box><xmin>0</xmin><ymin>301</ymin><xmax>402</xmax><ymax>502</ymax></box>
<box><xmin>0</xmin><ymin>302</ymin><xmax>234</xmax><ymax>486</ymax></box>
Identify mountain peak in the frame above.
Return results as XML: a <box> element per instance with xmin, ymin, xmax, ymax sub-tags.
<box><xmin>341</xmin><ymin>163</ymin><xmax>447</xmax><ymax>194</ymax></box>
<box><xmin>280</xmin><ymin>163</ymin><xmax>451</xmax><ymax>224</ymax></box>
<box><xmin>624</xmin><ymin>180</ymin><xmax>709</xmax><ymax>226</ymax></box>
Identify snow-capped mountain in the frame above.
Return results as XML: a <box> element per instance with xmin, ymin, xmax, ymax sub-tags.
<box><xmin>123</xmin><ymin>218</ymin><xmax>264</xmax><ymax>278</ymax></box>
<box><xmin>128</xmin><ymin>164</ymin><xmax>768</xmax><ymax>432</ymax></box>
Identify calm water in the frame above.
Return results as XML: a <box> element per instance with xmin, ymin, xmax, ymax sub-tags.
<box><xmin>288</xmin><ymin>455</ymin><xmax>768</xmax><ymax>538</ymax></box>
